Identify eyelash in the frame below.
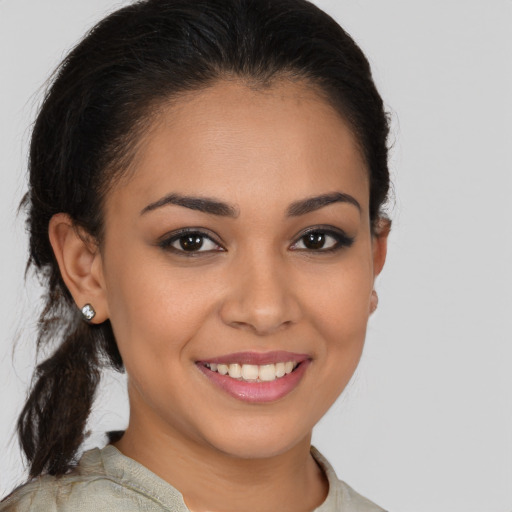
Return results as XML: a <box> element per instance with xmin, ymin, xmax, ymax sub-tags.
<box><xmin>158</xmin><ymin>226</ymin><xmax>354</xmax><ymax>257</ymax></box>
<box><xmin>158</xmin><ymin>228</ymin><xmax>224</xmax><ymax>256</ymax></box>
<box><xmin>290</xmin><ymin>226</ymin><xmax>355</xmax><ymax>253</ymax></box>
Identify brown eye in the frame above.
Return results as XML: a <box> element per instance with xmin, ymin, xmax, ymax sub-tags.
<box><xmin>290</xmin><ymin>227</ymin><xmax>355</xmax><ymax>253</ymax></box>
<box><xmin>179</xmin><ymin>234</ymin><xmax>204</xmax><ymax>251</ymax></box>
<box><xmin>303</xmin><ymin>232</ymin><xmax>326</xmax><ymax>250</ymax></box>
<box><xmin>159</xmin><ymin>230</ymin><xmax>223</xmax><ymax>255</ymax></box>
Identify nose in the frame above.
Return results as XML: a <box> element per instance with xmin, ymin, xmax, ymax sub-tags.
<box><xmin>219</xmin><ymin>251</ymin><xmax>302</xmax><ymax>336</ymax></box>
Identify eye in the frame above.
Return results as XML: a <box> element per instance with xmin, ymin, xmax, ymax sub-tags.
<box><xmin>158</xmin><ymin>229</ymin><xmax>224</xmax><ymax>255</ymax></box>
<box><xmin>290</xmin><ymin>227</ymin><xmax>354</xmax><ymax>252</ymax></box>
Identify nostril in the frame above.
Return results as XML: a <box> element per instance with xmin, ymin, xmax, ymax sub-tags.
<box><xmin>218</xmin><ymin>269</ymin><xmax>303</xmax><ymax>333</ymax></box>
<box><xmin>228</xmin><ymin>318</ymin><xmax>292</xmax><ymax>336</ymax></box>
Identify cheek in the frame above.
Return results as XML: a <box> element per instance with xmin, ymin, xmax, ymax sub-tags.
<box><xmin>306</xmin><ymin>255</ymin><xmax>373</xmax><ymax>339</ymax></box>
<box><xmin>301</xmin><ymin>250</ymin><xmax>373</xmax><ymax>394</ymax></box>
<box><xmin>104</xmin><ymin>267</ymin><xmax>217</xmax><ymax>416</ymax></box>
<box><xmin>103</xmin><ymin>255</ymin><xmax>219</xmax><ymax>367</ymax></box>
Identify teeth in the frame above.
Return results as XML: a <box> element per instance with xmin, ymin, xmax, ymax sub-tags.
<box><xmin>205</xmin><ymin>361</ymin><xmax>299</xmax><ymax>382</ymax></box>
<box><xmin>259</xmin><ymin>364</ymin><xmax>276</xmax><ymax>382</ymax></box>
<box><xmin>228</xmin><ymin>363</ymin><xmax>242</xmax><ymax>378</ymax></box>
<box><xmin>241</xmin><ymin>364</ymin><xmax>259</xmax><ymax>380</ymax></box>
<box><xmin>217</xmin><ymin>364</ymin><xmax>229</xmax><ymax>375</ymax></box>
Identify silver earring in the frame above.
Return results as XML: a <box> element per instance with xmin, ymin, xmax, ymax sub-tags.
<box><xmin>81</xmin><ymin>304</ymin><xmax>96</xmax><ymax>322</ymax></box>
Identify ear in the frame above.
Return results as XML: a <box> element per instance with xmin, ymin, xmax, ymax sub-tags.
<box><xmin>369</xmin><ymin>218</ymin><xmax>391</xmax><ymax>314</ymax></box>
<box><xmin>48</xmin><ymin>213</ymin><xmax>109</xmax><ymax>323</ymax></box>
<box><xmin>372</xmin><ymin>217</ymin><xmax>391</xmax><ymax>279</ymax></box>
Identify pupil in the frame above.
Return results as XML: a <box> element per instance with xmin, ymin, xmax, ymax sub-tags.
<box><xmin>180</xmin><ymin>235</ymin><xmax>203</xmax><ymax>251</ymax></box>
<box><xmin>304</xmin><ymin>232</ymin><xmax>325</xmax><ymax>249</ymax></box>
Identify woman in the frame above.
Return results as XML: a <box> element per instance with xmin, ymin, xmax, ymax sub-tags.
<box><xmin>1</xmin><ymin>0</ymin><xmax>390</xmax><ymax>510</ymax></box>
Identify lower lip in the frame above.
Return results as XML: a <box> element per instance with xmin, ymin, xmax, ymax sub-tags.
<box><xmin>197</xmin><ymin>361</ymin><xmax>310</xmax><ymax>403</ymax></box>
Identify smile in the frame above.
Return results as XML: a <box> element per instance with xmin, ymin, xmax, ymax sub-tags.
<box><xmin>197</xmin><ymin>351</ymin><xmax>310</xmax><ymax>403</ymax></box>
<box><xmin>203</xmin><ymin>362</ymin><xmax>299</xmax><ymax>382</ymax></box>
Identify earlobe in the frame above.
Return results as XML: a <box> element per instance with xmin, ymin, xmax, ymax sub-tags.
<box><xmin>369</xmin><ymin>289</ymin><xmax>378</xmax><ymax>314</ymax></box>
<box><xmin>48</xmin><ymin>213</ymin><xmax>109</xmax><ymax>323</ymax></box>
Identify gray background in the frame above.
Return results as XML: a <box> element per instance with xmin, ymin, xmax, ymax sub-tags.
<box><xmin>1</xmin><ymin>1</ymin><xmax>511</xmax><ymax>511</ymax></box>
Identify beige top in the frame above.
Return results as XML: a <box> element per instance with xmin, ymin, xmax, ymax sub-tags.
<box><xmin>0</xmin><ymin>445</ymin><xmax>386</xmax><ymax>511</ymax></box>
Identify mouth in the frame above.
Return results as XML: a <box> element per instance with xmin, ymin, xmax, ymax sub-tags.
<box><xmin>202</xmin><ymin>361</ymin><xmax>299</xmax><ymax>382</ymax></box>
<box><xmin>196</xmin><ymin>352</ymin><xmax>310</xmax><ymax>403</ymax></box>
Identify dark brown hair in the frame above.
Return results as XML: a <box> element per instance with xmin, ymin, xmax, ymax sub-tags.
<box><xmin>18</xmin><ymin>0</ymin><xmax>390</xmax><ymax>479</ymax></box>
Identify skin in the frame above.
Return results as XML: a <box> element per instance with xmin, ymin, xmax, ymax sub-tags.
<box><xmin>49</xmin><ymin>80</ymin><xmax>388</xmax><ymax>512</ymax></box>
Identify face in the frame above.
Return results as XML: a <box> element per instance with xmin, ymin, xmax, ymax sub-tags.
<box><xmin>98</xmin><ymin>80</ymin><xmax>385</xmax><ymax>459</ymax></box>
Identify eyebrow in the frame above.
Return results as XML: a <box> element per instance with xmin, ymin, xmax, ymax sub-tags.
<box><xmin>140</xmin><ymin>191</ymin><xmax>361</xmax><ymax>217</ymax></box>
<box><xmin>140</xmin><ymin>193</ymin><xmax>239</xmax><ymax>217</ymax></box>
<box><xmin>286</xmin><ymin>192</ymin><xmax>361</xmax><ymax>216</ymax></box>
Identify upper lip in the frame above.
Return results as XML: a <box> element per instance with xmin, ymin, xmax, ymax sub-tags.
<box><xmin>197</xmin><ymin>351</ymin><xmax>310</xmax><ymax>366</ymax></box>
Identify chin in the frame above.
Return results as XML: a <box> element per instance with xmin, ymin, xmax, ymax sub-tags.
<box><xmin>199</xmin><ymin>415</ymin><xmax>313</xmax><ymax>460</ymax></box>
<box><xmin>212</xmin><ymin>435</ymin><xmax>307</xmax><ymax>461</ymax></box>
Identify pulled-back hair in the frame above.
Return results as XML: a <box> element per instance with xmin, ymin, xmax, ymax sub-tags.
<box><xmin>18</xmin><ymin>0</ymin><xmax>390</xmax><ymax>479</ymax></box>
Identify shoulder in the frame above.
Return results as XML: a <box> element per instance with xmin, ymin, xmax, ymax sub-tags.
<box><xmin>331</xmin><ymin>480</ymin><xmax>387</xmax><ymax>512</ymax></box>
<box><xmin>0</xmin><ymin>474</ymin><xmax>129</xmax><ymax>512</ymax></box>
<box><xmin>0</xmin><ymin>446</ymin><xmax>186</xmax><ymax>512</ymax></box>
<box><xmin>311</xmin><ymin>447</ymin><xmax>387</xmax><ymax>512</ymax></box>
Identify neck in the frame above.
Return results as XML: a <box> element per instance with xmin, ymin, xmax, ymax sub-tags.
<box><xmin>114</xmin><ymin>396</ymin><xmax>328</xmax><ymax>512</ymax></box>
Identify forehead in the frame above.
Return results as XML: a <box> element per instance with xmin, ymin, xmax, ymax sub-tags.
<box><xmin>106</xmin><ymin>79</ymin><xmax>369</xmax><ymax>218</ymax></box>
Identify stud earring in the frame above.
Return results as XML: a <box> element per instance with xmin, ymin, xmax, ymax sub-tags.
<box><xmin>81</xmin><ymin>303</ymin><xmax>96</xmax><ymax>322</ymax></box>
<box><xmin>370</xmin><ymin>290</ymin><xmax>378</xmax><ymax>314</ymax></box>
